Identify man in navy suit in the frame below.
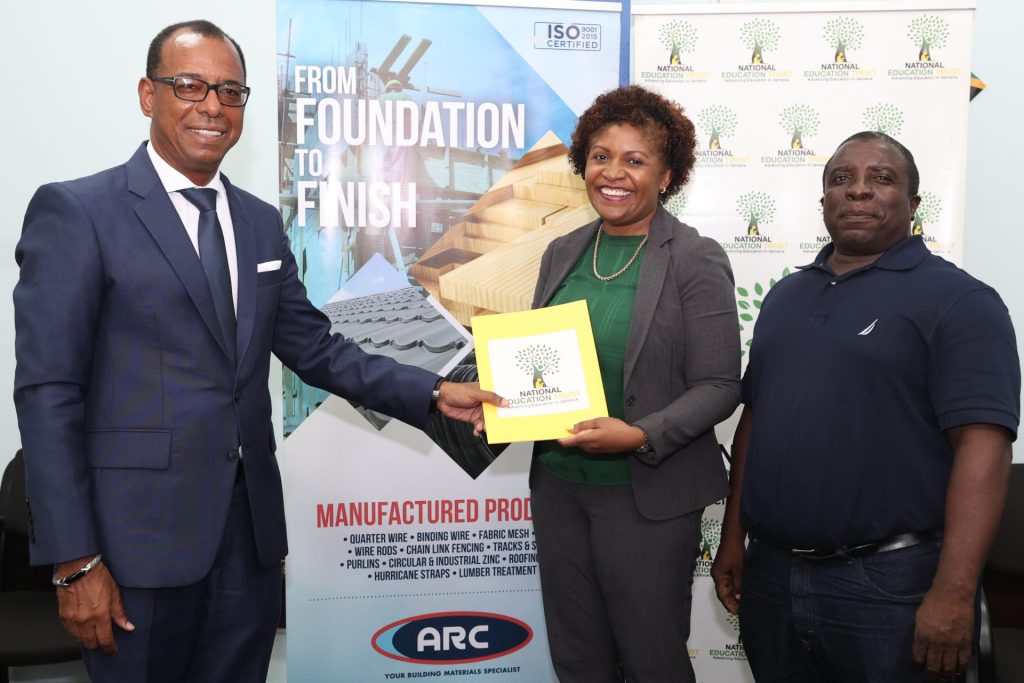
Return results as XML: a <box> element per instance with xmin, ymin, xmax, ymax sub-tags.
<box><xmin>13</xmin><ymin>20</ymin><xmax>500</xmax><ymax>682</ymax></box>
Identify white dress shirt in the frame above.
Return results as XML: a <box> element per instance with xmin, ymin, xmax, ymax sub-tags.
<box><xmin>146</xmin><ymin>142</ymin><xmax>239</xmax><ymax>313</ymax></box>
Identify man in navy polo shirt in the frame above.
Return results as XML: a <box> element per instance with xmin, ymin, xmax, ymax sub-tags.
<box><xmin>711</xmin><ymin>131</ymin><xmax>1019</xmax><ymax>682</ymax></box>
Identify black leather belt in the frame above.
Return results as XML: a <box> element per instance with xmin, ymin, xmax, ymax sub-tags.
<box><xmin>758</xmin><ymin>530</ymin><xmax>942</xmax><ymax>561</ymax></box>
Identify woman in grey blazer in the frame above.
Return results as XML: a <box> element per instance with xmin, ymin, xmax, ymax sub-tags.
<box><xmin>530</xmin><ymin>85</ymin><xmax>741</xmax><ymax>682</ymax></box>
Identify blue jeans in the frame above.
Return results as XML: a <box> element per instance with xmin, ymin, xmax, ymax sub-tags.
<box><xmin>739</xmin><ymin>535</ymin><xmax>949</xmax><ymax>683</ymax></box>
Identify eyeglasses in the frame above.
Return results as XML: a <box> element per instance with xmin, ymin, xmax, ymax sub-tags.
<box><xmin>151</xmin><ymin>76</ymin><xmax>250</xmax><ymax>107</ymax></box>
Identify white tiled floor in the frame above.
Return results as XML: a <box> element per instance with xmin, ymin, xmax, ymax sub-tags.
<box><xmin>10</xmin><ymin>629</ymin><xmax>288</xmax><ymax>682</ymax></box>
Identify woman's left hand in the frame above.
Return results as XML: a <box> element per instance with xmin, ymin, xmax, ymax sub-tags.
<box><xmin>558</xmin><ymin>417</ymin><xmax>647</xmax><ymax>454</ymax></box>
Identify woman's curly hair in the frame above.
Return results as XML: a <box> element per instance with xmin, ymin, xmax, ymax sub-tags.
<box><xmin>568</xmin><ymin>85</ymin><xmax>697</xmax><ymax>201</ymax></box>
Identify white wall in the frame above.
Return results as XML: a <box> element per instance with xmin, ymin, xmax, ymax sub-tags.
<box><xmin>964</xmin><ymin>0</ymin><xmax>1024</xmax><ymax>460</ymax></box>
<box><xmin>2</xmin><ymin>1</ymin><xmax>280</xmax><ymax>477</ymax></box>
<box><xmin>2</xmin><ymin>0</ymin><xmax>1021</xmax><ymax>479</ymax></box>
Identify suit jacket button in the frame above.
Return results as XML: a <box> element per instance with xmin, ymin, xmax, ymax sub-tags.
<box><xmin>625</xmin><ymin>396</ymin><xmax>636</xmax><ymax>406</ymax></box>
<box><xmin>233</xmin><ymin>391</ymin><xmax>242</xmax><ymax>404</ymax></box>
<box><xmin>227</xmin><ymin>450</ymin><xmax>240</xmax><ymax>462</ymax></box>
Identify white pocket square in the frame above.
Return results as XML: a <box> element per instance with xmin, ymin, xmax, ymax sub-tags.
<box><xmin>257</xmin><ymin>260</ymin><xmax>282</xmax><ymax>273</ymax></box>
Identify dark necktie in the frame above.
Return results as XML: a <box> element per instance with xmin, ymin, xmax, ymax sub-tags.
<box><xmin>180</xmin><ymin>188</ymin><xmax>236</xmax><ymax>362</ymax></box>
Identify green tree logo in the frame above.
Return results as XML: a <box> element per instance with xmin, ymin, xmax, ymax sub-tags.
<box><xmin>515</xmin><ymin>344</ymin><xmax>559</xmax><ymax>388</ymax></box>
<box><xmin>659</xmin><ymin>20</ymin><xmax>698</xmax><ymax>65</ymax></box>
<box><xmin>725</xmin><ymin>612</ymin><xmax>743</xmax><ymax>644</ymax></box>
<box><xmin>822</xmin><ymin>16</ymin><xmax>864</xmax><ymax>63</ymax></box>
<box><xmin>740</xmin><ymin>18</ymin><xmax>781</xmax><ymax>64</ymax></box>
<box><xmin>778</xmin><ymin>104</ymin><xmax>819</xmax><ymax>150</ymax></box>
<box><xmin>737</xmin><ymin>268</ymin><xmax>791</xmax><ymax>357</ymax></box>
<box><xmin>908</xmin><ymin>14</ymin><xmax>949</xmax><ymax>61</ymax></box>
<box><xmin>665</xmin><ymin>193</ymin><xmax>688</xmax><ymax>220</ymax></box>
<box><xmin>736</xmin><ymin>191</ymin><xmax>775</xmax><ymax>236</ymax></box>
<box><xmin>700</xmin><ymin>517</ymin><xmax>722</xmax><ymax>561</ymax></box>
<box><xmin>698</xmin><ymin>105</ymin><xmax>738</xmax><ymax>150</ymax></box>
<box><xmin>913</xmin><ymin>192</ymin><xmax>942</xmax><ymax>236</ymax></box>
<box><xmin>862</xmin><ymin>103</ymin><xmax>904</xmax><ymax>136</ymax></box>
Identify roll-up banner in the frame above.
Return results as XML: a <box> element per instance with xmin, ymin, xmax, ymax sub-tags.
<box><xmin>276</xmin><ymin>0</ymin><xmax>620</xmax><ymax>679</ymax></box>
<box><xmin>633</xmin><ymin>2</ymin><xmax>973</xmax><ymax>681</ymax></box>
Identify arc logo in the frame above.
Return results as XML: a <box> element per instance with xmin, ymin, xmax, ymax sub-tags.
<box><xmin>371</xmin><ymin>612</ymin><xmax>533</xmax><ymax>664</ymax></box>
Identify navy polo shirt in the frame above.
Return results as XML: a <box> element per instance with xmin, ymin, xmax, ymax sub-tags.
<box><xmin>740</xmin><ymin>236</ymin><xmax>1019</xmax><ymax>548</ymax></box>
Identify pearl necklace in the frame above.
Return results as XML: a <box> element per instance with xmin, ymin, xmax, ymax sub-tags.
<box><xmin>592</xmin><ymin>225</ymin><xmax>648</xmax><ymax>282</ymax></box>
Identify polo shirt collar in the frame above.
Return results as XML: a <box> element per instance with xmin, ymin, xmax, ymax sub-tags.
<box><xmin>801</xmin><ymin>235</ymin><xmax>929</xmax><ymax>275</ymax></box>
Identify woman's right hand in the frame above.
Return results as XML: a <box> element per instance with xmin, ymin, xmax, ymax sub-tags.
<box><xmin>558</xmin><ymin>417</ymin><xmax>647</xmax><ymax>454</ymax></box>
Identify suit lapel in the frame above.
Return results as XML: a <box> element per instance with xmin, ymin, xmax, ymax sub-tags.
<box><xmin>224</xmin><ymin>178</ymin><xmax>256</xmax><ymax>370</ymax></box>
<box><xmin>539</xmin><ymin>210</ymin><xmax>673</xmax><ymax>386</ymax></box>
<box><xmin>623</xmin><ymin>206</ymin><xmax>672</xmax><ymax>385</ymax></box>
<box><xmin>540</xmin><ymin>218</ymin><xmax>600</xmax><ymax>306</ymax></box>
<box><xmin>127</xmin><ymin>145</ymin><xmax>234</xmax><ymax>364</ymax></box>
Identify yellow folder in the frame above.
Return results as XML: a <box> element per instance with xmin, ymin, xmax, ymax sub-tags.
<box><xmin>472</xmin><ymin>300</ymin><xmax>608</xmax><ymax>444</ymax></box>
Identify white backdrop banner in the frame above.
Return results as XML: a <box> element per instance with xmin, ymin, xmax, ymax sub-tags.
<box><xmin>633</xmin><ymin>2</ymin><xmax>974</xmax><ymax>681</ymax></box>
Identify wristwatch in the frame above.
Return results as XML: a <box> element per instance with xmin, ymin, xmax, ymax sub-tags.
<box><xmin>635</xmin><ymin>432</ymin><xmax>653</xmax><ymax>454</ymax></box>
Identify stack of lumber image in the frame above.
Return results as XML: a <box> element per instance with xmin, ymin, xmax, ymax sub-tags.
<box><xmin>410</xmin><ymin>132</ymin><xmax>597</xmax><ymax>326</ymax></box>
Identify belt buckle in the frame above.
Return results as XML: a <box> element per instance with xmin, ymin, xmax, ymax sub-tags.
<box><xmin>846</xmin><ymin>541</ymin><xmax>879</xmax><ymax>557</ymax></box>
<box><xmin>791</xmin><ymin>547</ymin><xmax>837</xmax><ymax>560</ymax></box>
<box><xmin>791</xmin><ymin>542</ymin><xmax>877</xmax><ymax>561</ymax></box>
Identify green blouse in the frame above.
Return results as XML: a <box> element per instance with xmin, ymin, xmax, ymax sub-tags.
<box><xmin>534</xmin><ymin>230</ymin><xmax>646</xmax><ymax>485</ymax></box>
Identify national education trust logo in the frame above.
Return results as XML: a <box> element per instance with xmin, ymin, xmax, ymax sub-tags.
<box><xmin>761</xmin><ymin>105</ymin><xmax>828</xmax><ymax>167</ymax></box>
<box><xmin>726</xmin><ymin>612</ymin><xmax>742</xmax><ymax>641</ymax></box>
<box><xmin>720</xmin><ymin>192</ymin><xmax>787</xmax><ymax>255</ymax></box>
<box><xmin>515</xmin><ymin>344</ymin><xmax>559</xmax><ymax>388</ymax></box>
<box><xmin>913</xmin><ymin>192</ymin><xmax>942</xmax><ymax>236</ymax></box>
<box><xmin>664</xmin><ymin>193</ymin><xmax>687</xmax><ymax>222</ymax></box>
<box><xmin>661</xmin><ymin>20</ymin><xmax>697</xmax><ymax>64</ymax></box>
<box><xmin>780</xmin><ymin>104</ymin><xmax>817</xmax><ymax>149</ymax></box>
<box><xmin>889</xmin><ymin>15</ymin><xmax>962</xmax><ymax>80</ymax></box>
<box><xmin>695</xmin><ymin>106</ymin><xmax>749</xmax><ymax>167</ymax></box>
<box><xmin>825</xmin><ymin>16</ymin><xmax>862</xmax><ymax>63</ymax></box>
<box><xmin>509</xmin><ymin>344</ymin><xmax>581</xmax><ymax>409</ymax></box>
<box><xmin>710</xmin><ymin>612</ymin><xmax>747</xmax><ymax>662</ymax></box>
<box><xmin>914</xmin><ymin>192</ymin><xmax>953</xmax><ymax>255</ymax></box>
<box><xmin>722</xmin><ymin>18</ymin><xmax>791</xmax><ymax>82</ymax></box>
<box><xmin>737</xmin><ymin>192</ymin><xmax>774</xmax><ymax>236</ymax></box>
<box><xmin>742</xmin><ymin>17</ymin><xmax>778</xmax><ymax>64</ymax></box>
<box><xmin>639</xmin><ymin>20</ymin><xmax>709</xmax><ymax>82</ymax></box>
<box><xmin>694</xmin><ymin>517</ymin><xmax>721</xmax><ymax>577</ymax></box>
<box><xmin>910</xmin><ymin>14</ymin><xmax>948</xmax><ymax>62</ymax></box>
<box><xmin>800</xmin><ymin>232</ymin><xmax>832</xmax><ymax>255</ymax></box>
<box><xmin>862</xmin><ymin>102</ymin><xmax>904</xmax><ymax>136</ymax></box>
<box><xmin>804</xmin><ymin>16</ymin><xmax>876</xmax><ymax>81</ymax></box>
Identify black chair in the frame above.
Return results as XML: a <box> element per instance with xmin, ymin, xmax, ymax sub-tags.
<box><xmin>976</xmin><ymin>463</ymin><xmax>1024</xmax><ymax>683</ymax></box>
<box><xmin>0</xmin><ymin>450</ymin><xmax>81</xmax><ymax>683</ymax></box>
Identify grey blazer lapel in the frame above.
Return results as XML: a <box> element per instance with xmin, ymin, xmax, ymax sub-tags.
<box><xmin>127</xmin><ymin>145</ymin><xmax>234</xmax><ymax>362</ymax></box>
<box><xmin>624</xmin><ymin>206</ymin><xmax>673</xmax><ymax>384</ymax></box>
<box><xmin>539</xmin><ymin>218</ymin><xmax>600</xmax><ymax>306</ymax></box>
